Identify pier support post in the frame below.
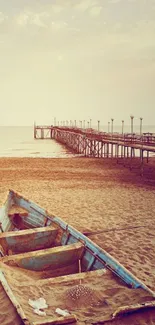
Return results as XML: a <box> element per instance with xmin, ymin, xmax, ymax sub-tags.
<box><xmin>127</xmin><ymin>147</ymin><xmax>129</xmax><ymax>159</ymax></box>
<box><xmin>140</xmin><ymin>149</ymin><xmax>144</xmax><ymax>176</ymax></box>
<box><xmin>123</xmin><ymin>146</ymin><xmax>126</xmax><ymax>166</ymax></box>
<box><xmin>98</xmin><ymin>141</ymin><xmax>100</xmax><ymax>158</ymax></box>
<box><xmin>41</xmin><ymin>129</ymin><xmax>44</xmax><ymax>139</ymax></box>
<box><xmin>101</xmin><ymin>142</ymin><xmax>104</xmax><ymax>158</ymax></box>
<box><xmin>34</xmin><ymin>123</ymin><xmax>36</xmax><ymax>139</ymax></box>
<box><xmin>84</xmin><ymin>137</ymin><xmax>87</xmax><ymax>157</ymax></box>
<box><xmin>50</xmin><ymin>127</ymin><xmax>53</xmax><ymax>139</ymax></box>
<box><xmin>115</xmin><ymin>144</ymin><xmax>117</xmax><ymax>158</ymax></box>
<box><xmin>107</xmin><ymin>143</ymin><xmax>109</xmax><ymax>158</ymax></box>
<box><xmin>121</xmin><ymin>146</ymin><xmax>123</xmax><ymax>158</ymax></box>
<box><xmin>130</xmin><ymin>148</ymin><xmax>133</xmax><ymax>170</ymax></box>
<box><xmin>111</xmin><ymin>144</ymin><xmax>113</xmax><ymax>158</ymax></box>
<box><xmin>116</xmin><ymin>145</ymin><xmax>119</xmax><ymax>163</ymax></box>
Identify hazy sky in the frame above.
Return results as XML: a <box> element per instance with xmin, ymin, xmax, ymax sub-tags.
<box><xmin>0</xmin><ymin>0</ymin><xmax>155</xmax><ymax>126</ymax></box>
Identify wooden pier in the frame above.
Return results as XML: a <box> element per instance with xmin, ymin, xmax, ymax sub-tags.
<box><xmin>34</xmin><ymin>124</ymin><xmax>155</xmax><ymax>175</ymax></box>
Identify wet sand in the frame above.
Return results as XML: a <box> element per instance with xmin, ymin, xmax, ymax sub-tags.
<box><xmin>0</xmin><ymin>157</ymin><xmax>155</xmax><ymax>324</ymax></box>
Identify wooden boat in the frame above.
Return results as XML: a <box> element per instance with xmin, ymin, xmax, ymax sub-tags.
<box><xmin>0</xmin><ymin>189</ymin><xmax>155</xmax><ymax>325</ymax></box>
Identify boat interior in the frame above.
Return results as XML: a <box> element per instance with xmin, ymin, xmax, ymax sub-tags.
<box><xmin>0</xmin><ymin>197</ymin><xmax>105</xmax><ymax>278</ymax></box>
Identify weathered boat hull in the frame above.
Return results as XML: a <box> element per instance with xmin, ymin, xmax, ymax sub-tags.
<box><xmin>0</xmin><ymin>189</ymin><xmax>154</xmax><ymax>295</ymax></box>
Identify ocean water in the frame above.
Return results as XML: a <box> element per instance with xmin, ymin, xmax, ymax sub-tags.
<box><xmin>0</xmin><ymin>126</ymin><xmax>75</xmax><ymax>158</ymax></box>
<box><xmin>0</xmin><ymin>125</ymin><xmax>154</xmax><ymax>158</ymax></box>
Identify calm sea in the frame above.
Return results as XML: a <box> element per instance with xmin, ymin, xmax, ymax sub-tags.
<box><xmin>0</xmin><ymin>125</ymin><xmax>154</xmax><ymax>158</ymax></box>
<box><xmin>0</xmin><ymin>126</ymin><xmax>75</xmax><ymax>158</ymax></box>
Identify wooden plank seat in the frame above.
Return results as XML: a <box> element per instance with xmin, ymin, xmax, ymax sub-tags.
<box><xmin>0</xmin><ymin>226</ymin><xmax>58</xmax><ymax>255</ymax></box>
<box><xmin>1</xmin><ymin>243</ymin><xmax>84</xmax><ymax>275</ymax></box>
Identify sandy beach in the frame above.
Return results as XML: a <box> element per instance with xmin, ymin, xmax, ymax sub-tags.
<box><xmin>0</xmin><ymin>157</ymin><xmax>155</xmax><ymax>325</ymax></box>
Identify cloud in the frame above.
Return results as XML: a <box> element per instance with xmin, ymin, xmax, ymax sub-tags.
<box><xmin>74</xmin><ymin>0</ymin><xmax>98</xmax><ymax>12</ymax></box>
<box><xmin>15</xmin><ymin>10</ymin><xmax>70</xmax><ymax>31</ymax></box>
<box><xmin>16</xmin><ymin>11</ymin><xmax>49</xmax><ymax>27</ymax></box>
<box><xmin>16</xmin><ymin>12</ymin><xmax>29</xmax><ymax>26</ymax></box>
<box><xmin>31</xmin><ymin>14</ymin><xmax>48</xmax><ymax>27</ymax></box>
<box><xmin>108</xmin><ymin>0</ymin><xmax>122</xmax><ymax>3</ymax></box>
<box><xmin>1</xmin><ymin>1</ymin><xmax>155</xmax><ymax>64</ymax></box>
<box><xmin>0</xmin><ymin>11</ymin><xmax>8</xmax><ymax>24</ymax></box>
<box><xmin>51</xmin><ymin>21</ymin><xmax>68</xmax><ymax>31</ymax></box>
<box><xmin>58</xmin><ymin>54</ymin><xmax>63</xmax><ymax>61</ymax></box>
<box><xmin>89</xmin><ymin>6</ymin><xmax>102</xmax><ymax>17</ymax></box>
<box><xmin>73</xmin><ymin>0</ymin><xmax>102</xmax><ymax>18</ymax></box>
<box><xmin>51</xmin><ymin>5</ymin><xmax>63</xmax><ymax>14</ymax></box>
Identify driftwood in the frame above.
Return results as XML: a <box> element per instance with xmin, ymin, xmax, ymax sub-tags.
<box><xmin>32</xmin><ymin>314</ymin><xmax>77</xmax><ymax>325</ymax></box>
<box><xmin>0</xmin><ymin>270</ymin><xmax>30</xmax><ymax>325</ymax></box>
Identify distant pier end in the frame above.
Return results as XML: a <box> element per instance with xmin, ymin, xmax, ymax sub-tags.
<box><xmin>34</xmin><ymin>125</ymin><xmax>54</xmax><ymax>139</ymax></box>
